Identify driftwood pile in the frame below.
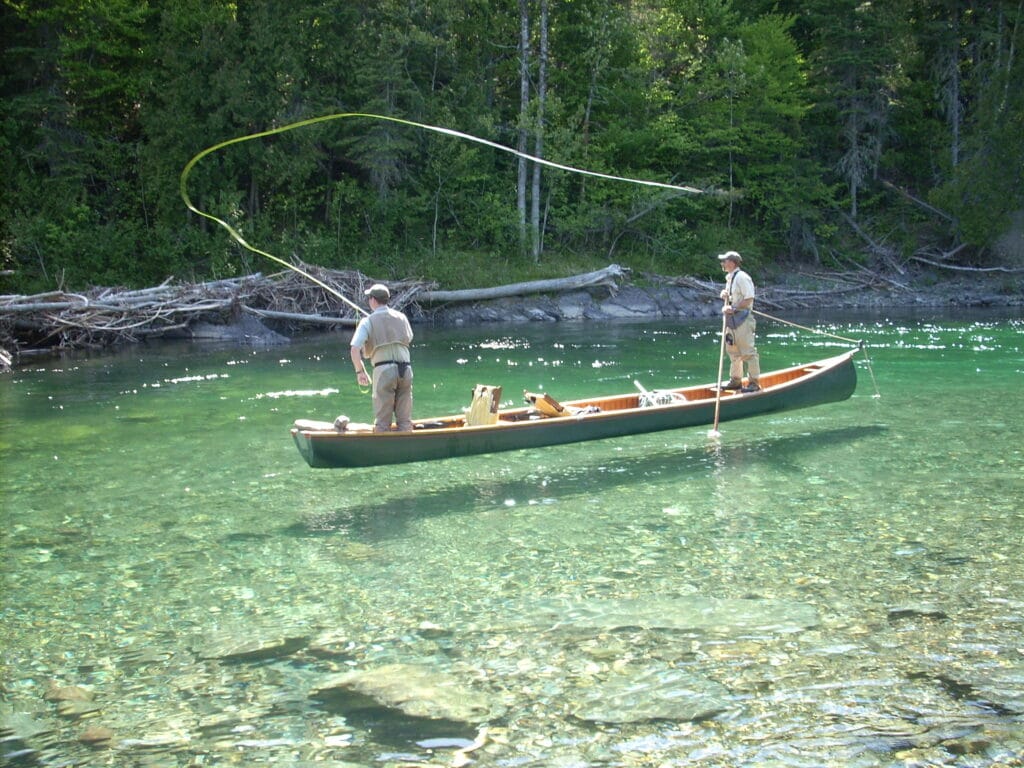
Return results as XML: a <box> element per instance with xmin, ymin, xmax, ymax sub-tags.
<box><xmin>0</xmin><ymin>263</ymin><xmax>630</xmax><ymax>368</ymax></box>
<box><xmin>0</xmin><ymin>265</ymin><xmax>418</xmax><ymax>360</ymax></box>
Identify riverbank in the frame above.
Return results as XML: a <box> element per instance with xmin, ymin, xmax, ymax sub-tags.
<box><xmin>419</xmin><ymin>268</ymin><xmax>1023</xmax><ymax>327</ymax></box>
<box><xmin>1</xmin><ymin>265</ymin><xmax>1020</xmax><ymax>371</ymax></box>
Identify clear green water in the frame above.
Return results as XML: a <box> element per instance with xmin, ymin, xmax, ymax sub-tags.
<box><xmin>1</xmin><ymin>312</ymin><xmax>1022</xmax><ymax>767</ymax></box>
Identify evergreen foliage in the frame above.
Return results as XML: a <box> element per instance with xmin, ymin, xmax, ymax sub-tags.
<box><xmin>2</xmin><ymin>0</ymin><xmax>1021</xmax><ymax>294</ymax></box>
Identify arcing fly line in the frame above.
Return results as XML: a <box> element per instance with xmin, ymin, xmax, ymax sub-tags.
<box><xmin>179</xmin><ymin>112</ymin><xmax>708</xmax><ymax>315</ymax></box>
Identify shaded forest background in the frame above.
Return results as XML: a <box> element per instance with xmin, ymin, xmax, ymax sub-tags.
<box><xmin>2</xmin><ymin>0</ymin><xmax>1022</xmax><ymax>296</ymax></box>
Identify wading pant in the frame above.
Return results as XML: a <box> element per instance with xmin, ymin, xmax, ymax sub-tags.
<box><xmin>372</xmin><ymin>363</ymin><xmax>413</xmax><ymax>432</ymax></box>
<box><xmin>726</xmin><ymin>316</ymin><xmax>760</xmax><ymax>383</ymax></box>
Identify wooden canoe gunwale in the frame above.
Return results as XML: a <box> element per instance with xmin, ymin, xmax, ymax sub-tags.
<box><xmin>291</xmin><ymin>350</ymin><xmax>858</xmax><ymax>468</ymax></box>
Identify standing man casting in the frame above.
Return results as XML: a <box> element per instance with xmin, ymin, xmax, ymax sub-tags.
<box><xmin>350</xmin><ymin>283</ymin><xmax>414</xmax><ymax>431</ymax></box>
<box><xmin>718</xmin><ymin>251</ymin><xmax>760</xmax><ymax>393</ymax></box>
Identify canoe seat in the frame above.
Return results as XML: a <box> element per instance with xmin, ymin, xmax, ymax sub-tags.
<box><xmin>465</xmin><ymin>384</ymin><xmax>503</xmax><ymax>426</ymax></box>
<box><xmin>523</xmin><ymin>391</ymin><xmax>566</xmax><ymax>418</ymax></box>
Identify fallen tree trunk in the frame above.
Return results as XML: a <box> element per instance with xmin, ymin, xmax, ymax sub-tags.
<box><xmin>243</xmin><ymin>305</ymin><xmax>358</xmax><ymax>326</ymax></box>
<box><xmin>417</xmin><ymin>264</ymin><xmax>628</xmax><ymax>303</ymax></box>
<box><xmin>909</xmin><ymin>255</ymin><xmax>1024</xmax><ymax>273</ymax></box>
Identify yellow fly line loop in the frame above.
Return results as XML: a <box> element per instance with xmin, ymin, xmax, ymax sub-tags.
<box><xmin>179</xmin><ymin>112</ymin><xmax>708</xmax><ymax>316</ymax></box>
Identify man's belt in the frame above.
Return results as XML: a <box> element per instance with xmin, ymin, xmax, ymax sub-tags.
<box><xmin>373</xmin><ymin>360</ymin><xmax>412</xmax><ymax>376</ymax></box>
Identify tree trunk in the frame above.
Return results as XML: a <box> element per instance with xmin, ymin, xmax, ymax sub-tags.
<box><xmin>530</xmin><ymin>0</ymin><xmax>548</xmax><ymax>262</ymax></box>
<box><xmin>417</xmin><ymin>264</ymin><xmax>628</xmax><ymax>303</ymax></box>
<box><xmin>941</xmin><ymin>10</ymin><xmax>962</xmax><ymax>168</ymax></box>
<box><xmin>517</xmin><ymin>0</ymin><xmax>530</xmax><ymax>254</ymax></box>
<box><xmin>1001</xmin><ymin>0</ymin><xmax>1022</xmax><ymax>112</ymax></box>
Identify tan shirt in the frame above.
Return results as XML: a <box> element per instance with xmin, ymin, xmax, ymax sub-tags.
<box><xmin>726</xmin><ymin>269</ymin><xmax>755</xmax><ymax>309</ymax></box>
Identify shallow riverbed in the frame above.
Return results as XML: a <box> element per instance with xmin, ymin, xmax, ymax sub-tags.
<box><xmin>1</xmin><ymin>311</ymin><xmax>1022</xmax><ymax>767</ymax></box>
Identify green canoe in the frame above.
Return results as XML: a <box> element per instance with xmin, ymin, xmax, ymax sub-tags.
<box><xmin>291</xmin><ymin>350</ymin><xmax>859</xmax><ymax>469</ymax></box>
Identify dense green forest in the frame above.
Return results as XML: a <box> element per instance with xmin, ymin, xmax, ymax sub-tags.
<box><xmin>2</xmin><ymin>0</ymin><xmax>1022</xmax><ymax>295</ymax></box>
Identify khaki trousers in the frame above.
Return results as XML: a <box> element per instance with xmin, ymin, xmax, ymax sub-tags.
<box><xmin>372</xmin><ymin>364</ymin><xmax>413</xmax><ymax>432</ymax></box>
<box><xmin>726</xmin><ymin>316</ymin><xmax>760</xmax><ymax>383</ymax></box>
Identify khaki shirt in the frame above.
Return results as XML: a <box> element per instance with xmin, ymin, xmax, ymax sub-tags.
<box><xmin>726</xmin><ymin>269</ymin><xmax>755</xmax><ymax>308</ymax></box>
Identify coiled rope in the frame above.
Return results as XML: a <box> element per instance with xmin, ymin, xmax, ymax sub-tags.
<box><xmin>180</xmin><ymin>112</ymin><xmax>707</xmax><ymax>315</ymax></box>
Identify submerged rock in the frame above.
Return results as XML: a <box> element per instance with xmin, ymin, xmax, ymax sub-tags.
<box><xmin>975</xmin><ymin>670</ymin><xmax>1024</xmax><ymax>714</ymax></box>
<box><xmin>887</xmin><ymin>604</ymin><xmax>949</xmax><ymax>621</ymax></box>
<box><xmin>571</xmin><ymin>662</ymin><xmax>731</xmax><ymax>723</ymax></box>
<box><xmin>192</xmin><ymin>630</ymin><xmax>310</xmax><ymax>662</ymax></box>
<box><xmin>189</xmin><ymin>314</ymin><xmax>289</xmax><ymax>345</ymax></box>
<box><xmin>307</xmin><ymin>629</ymin><xmax>356</xmax><ymax>658</ymax></box>
<box><xmin>55</xmin><ymin>699</ymin><xmax>102</xmax><ymax>719</ymax></box>
<box><xmin>78</xmin><ymin>725</ymin><xmax>115</xmax><ymax>746</ymax></box>
<box><xmin>43</xmin><ymin>683</ymin><xmax>94</xmax><ymax>702</ymax></box>
<box><xmin>0</xmin><ymin>712</ymin><xmax>53</xmax><ymax>743</ymax></box>
<box><xmin>310</xmin><ymin>663</ymin><xmax>503</xmax><ymax>724</ymax></box>
<box><xmin>940</xmin><ymin>663</ymin><xmax>1024</xmax><ymax>714</ymax></box>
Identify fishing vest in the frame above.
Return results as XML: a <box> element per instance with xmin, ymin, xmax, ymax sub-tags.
<box><xmin>362</xmin><ymin>308</ymin><xmax>413</xmax><ymax>363</ymax></box>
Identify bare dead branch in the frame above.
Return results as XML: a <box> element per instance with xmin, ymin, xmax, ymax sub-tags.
<box><xmin>880</xmin><ymin>179</ymin><xmax>958</xmax><ymax>223</ymax></box>
<box><xmin>910</xmin><ymin>255</ymin><xmax>1024</xmax><ymax>273</ymax></box>
<box><xmin>840</xmin><ymin>212</ymin><xmax>908</xmax><ymax>275</ymax></box>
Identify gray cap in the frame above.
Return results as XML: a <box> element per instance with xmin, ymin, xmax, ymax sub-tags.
<box><xmin>717</xmin><ymin>250</ymin><xmax>742</xmax><ymax>264</ymax></box>
<box><xmin>364</xmin><ymin>283</ymin><xmax>390</xmax><ymax>301</ymax></box>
